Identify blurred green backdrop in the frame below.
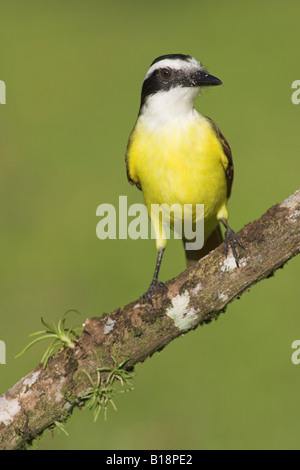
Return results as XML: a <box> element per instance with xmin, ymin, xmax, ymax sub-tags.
<box><xmin>0</xmin><ymin>0</ymin><xmax>299</xmax><ymax>450</ymax></box>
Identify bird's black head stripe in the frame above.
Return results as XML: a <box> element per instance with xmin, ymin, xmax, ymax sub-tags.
<box><xmin>151</xmin><ymin>54</ymin><xmax>192</xmax><ymax>66</ymax></box>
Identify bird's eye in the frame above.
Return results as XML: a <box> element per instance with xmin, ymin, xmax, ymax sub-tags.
<box><xmin>161</xmin><ymin>68</ymin><xmax>171</xmax><ymax>79</ymax></box>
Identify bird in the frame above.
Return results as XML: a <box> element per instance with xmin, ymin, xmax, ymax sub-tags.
<box><xmin>125</xmin><ymin>53</ymin><xmax>243</xmax><ymax>302</ymax></box>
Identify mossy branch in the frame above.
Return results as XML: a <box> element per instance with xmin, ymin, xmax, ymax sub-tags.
<box><xmin>0</xmin><ymin>189</ymin><xmax>300</xmax><ymax>450</ymax></box>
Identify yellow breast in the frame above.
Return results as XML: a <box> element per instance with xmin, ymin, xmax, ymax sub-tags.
<box><xmin>127</xmin><ymin>113</ymin><xmax>228</xmax><ymax>224</ymax></box>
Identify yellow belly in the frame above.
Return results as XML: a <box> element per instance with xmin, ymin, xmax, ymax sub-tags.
<box><xmin>127</xmin><ymin>112</ymin><xmax>228</xmax><ymax>250</ymax></box>
<box><xmin>127</xmin><ymin>114</ymin><xmax>229</xmax><ymax>241</ymax></box>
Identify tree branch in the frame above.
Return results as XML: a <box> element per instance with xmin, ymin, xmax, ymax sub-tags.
<box><xmin>1</xmin><ymin>189</ymin><xmax>300</xmax><ymax>450</ymax></box>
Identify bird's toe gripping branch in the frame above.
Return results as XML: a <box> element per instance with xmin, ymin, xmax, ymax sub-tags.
<box><xmin>143</xmin><ymin>279</ymin><xmax>167</xmax><ymax>305</ymax></box>
<box><xmin>143</xmin><ymin>248</ymin><xmax>167</xmax><ymax>305</ymax></box>
<box><xmin>220</xmin><ymin>218</ymin><xmax>245</xmax><ymax>267</ymax></box>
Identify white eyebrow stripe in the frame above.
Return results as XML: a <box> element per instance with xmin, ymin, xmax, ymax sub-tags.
<box><xmin>144</xmin><ymin>57</ymin><xmax>201</xmax><ymax>81</ymax></box>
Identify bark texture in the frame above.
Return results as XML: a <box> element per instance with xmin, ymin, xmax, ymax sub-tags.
<box><xmin>0</xmin><ymin>189</ymin><xmax>299</xmax><ymax>450</ymax></box>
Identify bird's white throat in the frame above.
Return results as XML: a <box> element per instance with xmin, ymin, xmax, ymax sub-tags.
<box><xmin>139</xmin><ymin>86</ymin><xmax>201</xmax><ymax>131</ymax></box>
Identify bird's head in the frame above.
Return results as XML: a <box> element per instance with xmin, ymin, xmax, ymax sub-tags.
<box><xmin>139</xmin><ymin>54</ymin><xmax>222</xmax><ymax>122</ymax></box>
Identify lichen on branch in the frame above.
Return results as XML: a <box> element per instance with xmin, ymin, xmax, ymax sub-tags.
<box><xmin>0</xmin><ymin>189</ymin><xmax>299</xmax><ymax>450</ymax></box>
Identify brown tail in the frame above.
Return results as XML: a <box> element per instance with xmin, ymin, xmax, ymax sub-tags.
<box><xmin>184</xmin><ymin>225</ymin><xmax>223</xmax><ymax>268</ymax></box>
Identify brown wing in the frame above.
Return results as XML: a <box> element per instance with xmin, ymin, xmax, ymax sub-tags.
<box><xmin>205</xmin><ymin>116</ymin><xmax>234</xmax><ymax>199</ymax></box>
<box><xmin>125</xmin><ymin>132</ymin><xmax>142</xmax><ymax>191</ymax></box>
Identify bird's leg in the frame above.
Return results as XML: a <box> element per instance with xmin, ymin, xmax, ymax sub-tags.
<box><xmin>219</xmin><ymin>218</ymin><xmax>244</xmax><ymax>267</ymax></box>
<box><xmin>143</xmin><ymin>248</ymin><xmax>166</xmax><ymax>304</ymax></box>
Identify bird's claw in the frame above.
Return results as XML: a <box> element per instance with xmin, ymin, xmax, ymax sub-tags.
<box><xmin>143</xmin><ymin>280</ymin><xmax>167</xmax><ymax>306</ymax></box>
<box><xmin>224</xmin><ymin>227</ymin><xmax>245</xmax><ymax>267</ymax></box>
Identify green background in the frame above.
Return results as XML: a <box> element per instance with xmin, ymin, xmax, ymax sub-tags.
<box><xmin>0</xmin><ymin>0</ymin><xmax>300</xmax><ymax>450</ymax></box>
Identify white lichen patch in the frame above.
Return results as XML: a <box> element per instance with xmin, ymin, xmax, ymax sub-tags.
<box><xmin>220</xmin><ymin>255</ymin><xmax>247</xmax><ymax>272</ymax></box>
<box><xmin>0</xmin><ymin>396</ymin><xmax>21</xmax><ymax>425</ymax></box>
<box><xmin>55</xmin><ymin>391</ymin><xmax>64</xmax><ymax>402</ymax></box>
<box><xmin>280</xmin><ymin>191</ymin><xmax>300</xmax><ymax>221</ymax></box>
<box><xmin>104</xmin><ymin>317</ymin><xmax>116</xmax><ymax>335</ymax></box>
<box><xmin>220</xmin><ymin>254</ymin><xmax>238</xmax><ymax>272</ymax></box>
<box><xmin>22</xmin><ymin>371</ymin><xmax>40</xmax><ymax>390</ymax></box>
<box><xmin>280</xmin><ymin>190</ymin><xmax>300</xmax><ymax>209</ymax></box>
<box><xmin>255</xmin><ymin>253</ymin><xmax>263</xmax><ymax>263</ymax></box>
<box><xmin>63</xmin><ymin>401</ymin><xmax>73</xmax><ymax>411</ymax></box>
<box><xmin>239</xmin><ymin>259</ymin><xmax>247</xmax><ymax>268</ymax></box>
<box><xmin>218</xmin><ymin>292</ymin><xmax>228</xmax><ymax>302</ymax></box>
<box><xmin>288</xmin><ymin>209</ymin><xmax>300</xmax><ymax>222</ymax></box>
<box><xmin>190</xmin><ymin>282</ymin><xmax>202</xmax><ymax>296</ymax></box>
<box><xmin>53</xmin><ymin>377</ymin><xmax>67</xmax><ymax>402</ymax></box>
<box><xmin>133</xmin><ymin>303</ymin><xmax>141</xmax><ymax>309</ymax></box>
<box><xmin>54</xmin><ymin>388</ymin><xmax>65</xmax><ymax>402</ymax></box>
<box><xmin>166</xmin><ymin>291</ymin><xmax>198</xmax><ymax>331</ymax></box>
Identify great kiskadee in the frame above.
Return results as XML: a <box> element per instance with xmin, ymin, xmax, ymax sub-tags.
<box><xmin>126</xmin><ymin>54</ymin><xmax>243</xmax><ymax>301</ymax></box>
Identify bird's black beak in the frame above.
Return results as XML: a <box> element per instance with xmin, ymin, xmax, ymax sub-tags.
<box><xmin>190</xmin><ymin>70</ymin><xmax>223</xmax><ymax>87</ymax></box>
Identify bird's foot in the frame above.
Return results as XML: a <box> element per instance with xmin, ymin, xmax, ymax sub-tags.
<box><xmin>143</xmin><ymin>279</ymin><xmax>167</xmax><ymax>306</ymax></box>
<box><xmin>224</xmin><ymin>226</ymin><xmax>245</xmax><ymax>267</ymax></box>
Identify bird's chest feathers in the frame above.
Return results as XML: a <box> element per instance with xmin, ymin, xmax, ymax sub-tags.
<box><xmin>128</xmin><ymin>113</ymin><xmax>227</xmax><ymax>212</ymax></box>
